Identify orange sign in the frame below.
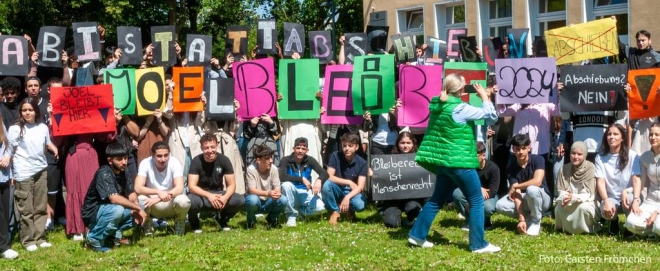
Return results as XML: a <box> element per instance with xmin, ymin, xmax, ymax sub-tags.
<box><xmin>628</xmin><ymin>68</ymin><xmax>660</xmax><ymax>119</ymax></box>
<box><xmin>172</xmin><ymin>66</ymin><xmax>204</xmax><ymax>112</ymax></box>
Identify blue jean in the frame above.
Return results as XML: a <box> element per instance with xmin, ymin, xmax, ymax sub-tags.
<box><xmin>245</xmin><ymin>194</ymin><xmax>288</xmax><ymax>224</ymax></box>
<box><xmin>452</xmin><ymin>188</ymin><xmax>498</xmax><ymax>219</ymax></box>
<box><xmin>86</xmin><ymin>204</ymin><xmax>133</xmax><ymax>247</ymax></box>
<box><xmin>321</xmin><ymin>181</ymin><xmax>366</xmax><ymax>213</ymax></box>
<box><xmin>409</xmin><ymin>166</ymin><xmax>489</xmax><ymax>251</ymax></box>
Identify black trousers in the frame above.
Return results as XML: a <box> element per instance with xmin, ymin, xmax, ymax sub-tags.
<box><xmin>188</xmin><ymin>191</ymin><xmax>245</xmax><ymax>230</ymax></box>
<box><xmin>0</xmin><ymin>182</ymin><xmax>11</xmax><ymax>252</ymax></box>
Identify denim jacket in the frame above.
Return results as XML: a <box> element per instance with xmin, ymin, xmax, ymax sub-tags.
<box><xmin>0</xmin><ymin>141</ymin><xmax>13</xmax><ymax>183</ymax></box>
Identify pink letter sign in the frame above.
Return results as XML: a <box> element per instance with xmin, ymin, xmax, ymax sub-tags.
<box><xmin>321</xmin><ymin>65</ymin><xmax>362</xmax><ymax>125</ymax></box>
<box><xmin>233</xmin><ymin>57</ymin><xmax>277</xmax><ymax>119</ymax></box>
<box><xmin>398</xmin><ymin>65</ymin><xmax>443</xmax><ymax>128</ymax></box>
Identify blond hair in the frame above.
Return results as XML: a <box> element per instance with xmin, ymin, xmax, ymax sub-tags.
<box><xmin>443</xmin><ymin>73</ymin><xmax>466</xmax><ymax>97</ymax></box>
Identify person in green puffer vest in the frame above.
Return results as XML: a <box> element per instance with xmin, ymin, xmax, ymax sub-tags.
<box><xmin>407</xmin><ymin>73</ymin><xmax>501</xmax><ymax>253</ymax></box>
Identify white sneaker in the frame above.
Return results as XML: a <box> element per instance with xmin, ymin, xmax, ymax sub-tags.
<box><xmin>473</xmin><ymin>243</ymin><xmax>502</xmax><ymax>253</ymax></box>
<box><xmin>39</xmin><ymin>242</ymin><xmax>52</xmax><ymax>248</ymax></box>
<box><xmin>193</xmin><ymin>229</ymin><xmax>202</xmax><ymax>234</ymax></box>
<box><xmin>286</xmin><ymin>217</ymin><xmax>297</xmax><ymax>227</ymax></box>
<box><xmin>408</xmin><ymin>237</ymin><xmax>433</xmax><ymax>248</ymax></box>
<box><xmin>2</xmin><ymin>249</ymin><xmax>18</xmax><ymax>259</ymax></box>
<box><xmin>72</xmin><ymin>234</ymin><xmax>84</xmax><ymax>241</ymax></box>
<box><xmin>460</xmin><ymin>224</ymin><xmax>470</xmax><ymax>232</ymax></box>
<box><xmin>527</xmin><ymin>223</ymin><xmax>541</xmax><ymax>236</ymax></box>
<box><xmin>25</xmin><ymin>245</ymin><xmax>38</xmax><ymax>252</ymax></box>
<box><xmin>457</xmin><ymin>213</ymin><xmax>466</xmax><ymax>220</ymax></box>
<box><xmin>45</xmin><ymin>219</ymin><xmax>54</xmax><ymax>231</ymax></box>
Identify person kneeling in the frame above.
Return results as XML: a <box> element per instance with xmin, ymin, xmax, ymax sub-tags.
<box><xmin>322</xmin><ymin>133</ymin><xmax>367</xmax><ymax>225</ymax></box>
<box><xmin>453</xmin><ymin>142</ymin><xmax>499</xmax><ymax>231</ymax></box>
<box><xmin>279</xmin><ymin>137</ymin><xmax>327</xmax><ymax>227</ymax></box>
<box><xmin>554</xmin><ymin>142</ymin><xmax>601</xmax><ymax>234</ymax></box>
<box><xmin>134</xmin><ymin>141</ymin><xmax>191</xmax><ymax>236</ymax></box>
<box><xmin>81</xmin><ymin>142</ymin><xmax>147</xmax><ymax>252</ymax></box>
<box><xmin>187</xmin><ymin>133</ymin><xmax>245</xmax><ymax>233</ymax></box>
<box><xmin>495</xmin><ymin>134</ymin><xmax>552</xmax><ymax>236</ymax></box>
<box><xmin>246</xmin><ymin>145</ymin><xmax>288</xmax><ymax>229</ymax></box>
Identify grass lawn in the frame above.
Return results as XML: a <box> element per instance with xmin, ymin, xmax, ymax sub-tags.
<box><xmin>0</xmin><ymin>207</ymin><xmax>658</xmax><ymax>270</ymax></box>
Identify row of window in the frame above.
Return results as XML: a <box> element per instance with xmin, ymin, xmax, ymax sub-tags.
<box><xmin>399</xmin><ymin>0</ymin><xmax>629</xmax><ymax>46</ymax></box>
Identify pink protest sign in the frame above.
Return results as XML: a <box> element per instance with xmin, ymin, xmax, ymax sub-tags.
<box><xmin>321</xmin><ymin>65</ymin><xmax>363</xmax><ymax>125</ymax></box>
<box><xmin>398</xmin><ymin>65</ymin><xmax>443</xmax><ymax>128</ymax></box>
<box><xmin>447</xmin><ymin>28</ymin><xmax>467</xmax><ymax>59</ymax></box>
<box><xmin>233</xmin><ymin>57</ymin><xmax>277</xmax><ymax>119</ymax></box>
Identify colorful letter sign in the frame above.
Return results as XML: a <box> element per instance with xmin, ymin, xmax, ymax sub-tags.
<box><xmin>398</xmin><ymin>65</ymin><xmax>442</xmax><ymax>128</ymax></box>
<box><xmin>233</xmin><ymin>58</ymin><xmax>277</xmax><ymax>118</ymax></box>
<box><xmin>628</xmin><ymin>68</ymin><xmax>660</xmax><ymax>119</ymax></box>
<box><xmin>277</xmin><ymin>59</ymin><xmax>321</xmax><ymax>119</ymax></box>
<box><xmin>321</xmin><ymin>65</ymin><xmax>362</xmax><ymax>125</ymax></box>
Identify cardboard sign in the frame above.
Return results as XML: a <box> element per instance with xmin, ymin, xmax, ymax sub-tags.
<box><xmin>495</xmin><ymin>57</ymin><xmax>558</xmax><ymax>104</ymax></box>
<box><xmin>186</xmin><ymin>34</ymin><xmax>212</xmax><ymax>67</ymax></box>
<box><xmin>443</xmin><ymin>62</ymin><xmax>488</xmax><ymax>93</ymax></box>
<box><xmin>546</xmin><ymin>18</ymin><xmax>619</xmax><ymax>65</ymax></box>
<box><xmin>151</xmin><ymin>25</ymin><xmax>177</xmax><ymax>66</ymax></box>
<box><xmin>366</xmin><ymin>25</ymin><xmax>389</xmax><ymax>53</ymax></box>
<box><xmin>344</xmin><ymin>33</ymin><xmax>368</xmax><ymax>64</ymax></box>
<box><xmin>284</xmin><ymin>23</ymin><xmax>305</xmax><ymax>56</ymax></box>
<box><xmin>37</xmin><ymin>26</ymin><xmax>66</xmax><ymax>68</ymax></box>
<box><xmin>425</xmin><ymin>37</ymin><xmax>447</xmax><ymax>65</ymax></box>
<box><xmin>277</xmin><ymin>59</ymin><xmax>321</xmax><ymax>119</ymax></box>
<box><xmin>391</xmin><ymin>34</ymin><xmax>416</xmax><ymax>62</ymax></box>
<box><xmin>482</xmin><ymin>38</ymin><xmax>497</xmax><ymax>72</ymax></box>
<box><xmin>72</xmin><ymin>22</ymin><xmax>101</xmax><ymax>62</ymax></box>
<box><xmin>135</xmin><ymin>67</ymin><xmax>166</xmax><ymax>116</ymax></box>
<box><xmin>0</xmin><ymin>36</ymin><xmax>29</xmax><ymax>76</ymax></box>
<box><xmin>351</xmin><ymin>54</ymin><xmax>395</xmax><ymax>115</ymax></box>
<box><xmin>233</xmin><ymin>58</ymin><xmax>277</xmax><ymax>118</ymax></box>
<box><xmin>172</xmin><ymin>67</ymin><xmax>204</xmax><ymax>112</ymax></box>
<box><xmin>51</xmin><ymin>85</ymin><xmax>116</xmax><ymax>136</ymax></box>
<box><xmin>628</xmin><ymin>68</ymin><xmax>660</xmax><ymax>119</ymax></box>
<box><xmin>205</xmin><ymin>78</ymin><xmax>236</xmax><ymax>121</ymax></box>
<box><xmin>75</xmin><ymin>65</ymin><xmax>95</xmax><ymax>86</ymax></box>
<box><xmin>321</xmin><ymin>65</ymin><xmax>362</xmax><ymax>125</ymax></box>
<box><xmin>308</xmin><ymin>31</ymin><xmax>333</xmax><ymax>64</ymax></box>
<box><xmin>226</xmin><ymin>25</ymin><xmax>249</xmax><ymax>61</ymax></box>
<box><xmin>447</xmin><ymin>28</ymin><xmax>467</xmax><ymax>59</ymax></box>
<box><xmin>458</xmin><ymin>36</ymin><xmax>479</xmax><ymax>62</ymax></box>
<box><xmin>117</xmin><ymin>26</ymin><xmax>143</xmax><ymax>65</ymax></box>
<box><xmin>104</xmin><ymin>68</ymin><xmax>137</xmax><ymax>115</ymax></box>
<box><xmin>507</xmin><ymin>28</ymin><xmax>529</xmax><ymax>58</ymax></box>
<box><xmin>560</xmin><ymin>64</ymin><xmax>628</xmax><ymax>112</ymax></box>
<box><xmin>257</xmin><ymin>19</ymin><xmax>277</xmax><ymax>55</ymax></box>
<box><xmin>398</xmin><ymin>65</ymin><xmax>443</xmax><ymax>128</ymax></box>
<box><xmin>370</xmin><ymin>153</ymin><xmax>436</xmax><ymax>201</ymax></box>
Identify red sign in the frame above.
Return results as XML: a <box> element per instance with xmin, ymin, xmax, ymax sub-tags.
<box><xmin>51</xmin><ymin>84</ymin><xmax>116</xmax><ymax>136</ymax></box>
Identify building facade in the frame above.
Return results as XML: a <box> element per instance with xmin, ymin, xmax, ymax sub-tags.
<box><xmin>362</xmin><ymin>0</ymin><xmax>642</xmax><ymax>54</ymax></box>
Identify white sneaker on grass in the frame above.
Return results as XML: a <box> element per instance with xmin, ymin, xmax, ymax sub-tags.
<box><xmin>408</xmin><ymin>237</ymin><xmax>433</xmax><ymax>248</ymax></box>
<box><xmin>461</xmin><ymin>224</ymin><xmax>470</xmax><ymax>232</ymax></box>
<box><xmin>193</xmin><ymin>229</ymin><xmax>203</xmax><ymax>234</ymax></box>
<box><xmin>39</xmin><ymin>242</ymin><xmax>52</xmax><ymax>248</ymax></box>
<box><xmin>25</xmin><ymin>245</ymin><xmax>38</xmax><ymax>252</ymax></box>
<box><xmin>527</xmin><ymin>223</ymin><xmax>541</xmax><ymax>236</ymax></box>
<box><xmin>73</xmin><ymin>234</ymin><xmax>84</xmax><ymax>241</ymax></box>
<box><xmin>286</xmin><ymin>217</ymin><xmax>297</xmax><ymax>227</ymax></box>
<box><xmin>2</xmin><ymin>249</ymin><xmax>18</xmax><ymax>259</ymax></box>
<box><xmin>473</xmin><ymin>244</ymin><xmax>501</xmax><ymax>253</ymax></box>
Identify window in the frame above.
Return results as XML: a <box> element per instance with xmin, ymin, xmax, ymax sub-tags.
<box><xmin>489</xmin><ymin>0</ymin><xmax>512</xmax><ymax>19</ymax></box>
<box><xmin>433</xmin><ymin>2</ymin><xmax>465</xmax><ymax>40</ymax></box>
<box><xmin>487</xmin><ymin>0</ymin><xmax>512</xmax><ymax>38</ymax></box>
<box><xmin>539</xmin><ymin>0</ymin><xmax>566</xmax><ymax>13</ymax></box>
<box><xmin>445</xmin><ymin>5</ymin><xmax>465</xmax><ymax>25</ymax></box>
<box><xmin>595</xmin><ymin>0</ymin><xmax>628</xmax><ymax>6</ymax></box>
<box><xmin>407</xmin><ymin>10</ymin><xmax>424</xmax><ymax>32</ymax></box>
<box><xmin>532</xmin><ymin>0</ymin><xmax>566</xmax><ymax>38</ymax></box>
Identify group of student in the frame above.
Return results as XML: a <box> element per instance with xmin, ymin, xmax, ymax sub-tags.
<box><xmin>0</xmin><ymin>22</ymin><xmax>659</xmax><ymax>258</ymax></box>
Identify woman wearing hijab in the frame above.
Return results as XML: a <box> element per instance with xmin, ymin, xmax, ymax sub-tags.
<box><xmin>555</xmin><ymin>141</ymin><xmax>600</xmax><ymax>234</ymax></box>
<box><xmin>408</xmin><ymin>74</ymin><xmax>500</xmax><ymax>253</ymax></box>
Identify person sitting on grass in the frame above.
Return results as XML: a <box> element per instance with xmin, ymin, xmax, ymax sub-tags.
<box><xmin>187</xmin><ymin>133</ymin><xmax>245</xmax><ymax>233</ymax></box>
<box><xmin>453</xmin><ymin>141</ymin><xmax>499</xmax><ymax>231</ymax></box>
<box><xmin>279</xmin><ymin>137</ymin><xmax>327</xmax><ymax>227</ymax></box>
<box><xmin>134</xmin><ymin>141</ymin><xmax>190</xmax><ymax>236</ymax></box>
<box><xmin>245</xmin><ymin>145</ymin><xmax>288</xmax><ymax>229</ymax></box>
<box><xmin>495</xmin><ymin>133</ymin><xmax>552</xmax><ymax>236</ymax></box>
<box><xmin>554</xmin><ymin>141</ymin><xmax>600</xmax><ymax>234</ymax></box>
<box><xmin>321</xmin><ymin>133</ymin><xmax>367</xmax><ymax>225</ymax></box>
<box><xmin>81</xmin><ymin>142</ymin><xmax>147</xmax><ymax>253</ymax></box>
